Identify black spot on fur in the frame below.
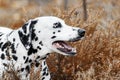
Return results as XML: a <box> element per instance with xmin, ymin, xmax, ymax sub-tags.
<box><xmin>53</xmin><ymin>32</ymin><xmax>55</xmax><ymax>34</ymax></box>
<box><xmin>12</xmin><ymin>55</ymin><xmax>18</xmax><ymax>61</ymax></box>
<box><xmin>43</xmin><ymin>67</ymin><xmax>47</xmax><ymax>72</ymax></box>
<box><xmin>42</xmin><ymin>67</ymin><xmax>49</xmax><ymax>76</ymax></box>
<box><xmin>5</xmin><ymin>49</ymin><xmax>10</xmax><ymax>57</ymax></box>
<box><xmin>53</xmin><ymin>22</ymin><xmax>62</xmax><ymax>28</ymax></box>
<box><xmin>3</xmin><ymin>63</ymin><xmax>7</xmax><ymax>67</ymax></box>
<box><xmin>27</xmin><ymin>48</ymin><xmax>32</xmax><ymax>56</ymax></box>
<box><xmin>0</xmin><ymin>42</ymin><xmax>3</xmax><ymax>48</ymax></box>
<box><xmin>16</xmin><ymin>43</ymin><xmax>19</xmax><ymax>48</ymax></box>
<box><xmin>8</xmin><ymin>31</ymin><xmax>14</xmax><ymax>36</ymax></box>
<box><xmin>35</xmin><ymin>62</ymin><xmax>40</xmax><ymax>67</ymax></box>
<box><xmin>41</xmin><ymin>77</ymin><xmax>45</xmax><ymax>80</ymax></box>
<box><xmin>37</xmin><ymin>46</ymin><xmax>41</xmax><ymax>50</ymax></box>
<box><xmin>35</xmin><ymin>37</ymin><xmax>38</xmax><ymax>41</ymax></box>
<box><xmin>72</xmin><ymin>28</ymin><xmax>76</xmax><ymax>31</ymax></box>
<box><xmin>36</xmin><ymin>56</ymin><xmax>40</xmax><ymax>59</ymax></box>
<box><xmin>11</xmin><ymin>43</ymin><xmax>16</xmax><ymax>53</ymax></box>
<box><xmin>18</xmin><ymin>31</ymin><xmax>30</xmax><ymax>49</ymax></box>
<box><xmin>31</xmin><ymin>29</ymin><xmax>36</xmax><ymax>40</ymax></box>
<box><xmin>24</xmin><ymin>57</ymin><xmax>29</xmax><ymax>63</ymax></box>
<box><xmin>38</xmin><ymin>31</ymin><xmax>41</xmax><ymax>33</ymax></box>
<box><xmin>42</xmin><ymin>71</ymin><xmax>46</xmax><ymax>76</ymax></box>
<box><xmin>51</xmin><ymin>36</ymin><xmax>56</xmax><ymax>39</ymax></box>
<box><xmin>1</xmin><ymin>41</ymin><xmax>11</xmax><ymax>51</ymax></box>
<box><xmin>13</xmin><ymin>38</ymin><xmax>15</xmax><ymax>42</ymax></box>
<box><xmin>25</xmin><ymin>65</ymin><xmax>30</xmax><ymax>73</ymax></box>
<box><xmin>30</xmin><ymin>20</ymin><xmax>38</xmax><ymax>41</ymax></box>
<box><xmin>22</xmin><ymin>23</ymin><xmax>28</xmax><ymax>34</ymax></box>
<box><xmin>46</xmin><ymin>72</ymin><xmax>49</xmax><ymax>76</ymax></box>
<box><xmin>30</xmin><ymin>20</ymin><xmax>38</xmax><ymax>29</ymax></box>
<box><xmin>39</xmin><ymin>41</ymin><xmax>43</xmax><ymax>46</ymax></box>
<box><xmin>44</xmin><ymin>61</ymin><xmax>46</xmax><ymax>65</ymax></box>
<box><xmin>31</xmin><ymin>29</ymin><xmax>39</xmax><ymax>41</ymax></box>
<box><xmin>27</xmin><ymin>45</ymin><xmax>37</xmax><ymax>56</ymax></box>
<box><xmin>58</xmin><ymin>30</ymin><xmax>61</xmax><ymax>32</ymax></box>
<box><xmin>23</xmin><ymin>56</ymin><xmax>26</xmax><ymax>60</ymax></box>
<box><xmin>29</xmin><ymin>59</ymin><xmax>32</xmax><ymax>63</ymax></box>
<box><xmin>0</xmin><ymin>33</ymin><xmax>3</xmax><ymax>36</ymax></box>
<box><xmin>1</xmin><ymin>53</ymin><xmax>5</xmax><ymax>60</ymax></box>
<box><xmin>41</xmin><ymin>56</ymin><xmax>46</xmax><ymax>60</ymax></box>
<box><xmin>21</xmin><ymin>68</ymin><xmax>24</xmax><ymax>72</ymax></box>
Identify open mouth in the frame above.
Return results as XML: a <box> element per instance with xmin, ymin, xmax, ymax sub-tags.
<box><xmin>52</xmin><ymin>41</ymin><xmax>76</xmax><ymax>55</ymax></box>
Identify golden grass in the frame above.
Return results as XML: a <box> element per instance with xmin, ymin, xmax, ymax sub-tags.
<box><xmin>0</xmin><ymin>0</ymin><xmax>120</xmax><ymax>80</ymax></box>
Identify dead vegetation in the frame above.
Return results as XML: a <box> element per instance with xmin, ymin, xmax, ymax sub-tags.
<box><xmin>0</xmin><ymin>0</ymin><xmax>120</xmax><ymax>80</ymax></box>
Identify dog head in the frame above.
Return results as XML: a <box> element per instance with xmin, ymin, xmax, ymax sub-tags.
<box><xmin>19</xmin><ymin>16</ymin><xmax>85</xmax><ymax>56</ymax></box>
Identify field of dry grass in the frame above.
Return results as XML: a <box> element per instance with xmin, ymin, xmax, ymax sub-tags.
<box><xmin>0</xmin><ymin>0</ymin><xmax>120</xmax><ymax>80</ymax></box>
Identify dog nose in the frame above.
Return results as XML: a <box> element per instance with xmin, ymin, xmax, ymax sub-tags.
<box><xmin>78</xmin><ymin>29</ymin><xmax>85</xmax><ymax>37</ymax></box>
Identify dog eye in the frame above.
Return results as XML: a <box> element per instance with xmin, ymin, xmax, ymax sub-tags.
<box><xmin>53</xmin><ymin>22</ymin><xmax>62</xmax><ymax>28</ymax></box>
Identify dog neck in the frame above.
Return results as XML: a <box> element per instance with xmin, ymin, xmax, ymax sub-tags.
<box><xmin>6</xmin><ymin>29</ymin><xmax>50</xmax><ymax>65</ymax></box>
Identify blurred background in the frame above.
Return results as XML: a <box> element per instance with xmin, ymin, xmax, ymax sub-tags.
<box><xmin>0</xmin><ymin>0</ymin><xmax>119</xmax><ymax>28</ymax></box>
<box><xmin>0</xmin><ymin>0</ymin><xmax>120</xmax><ymax>80</ymax></box>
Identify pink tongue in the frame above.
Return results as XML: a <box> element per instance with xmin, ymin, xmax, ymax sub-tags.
<box><xmin>53</xmin><ymin>41</ymin><xmax>72</xmax><ymax>51</ymax></box>
<box><xmin>60</xmin><ymin>42</ymin><xmax>72</xmax><ymax>50</ymax></box>
<box><xmin>53</xmin><ymin>41</ymin><xmax>77</xmax><ymax>53</ymax></box>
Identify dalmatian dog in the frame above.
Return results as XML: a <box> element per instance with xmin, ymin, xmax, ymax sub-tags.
<box><xmin>0</xmin><ymin>16</ymin><xmax>85</xmax><ymax>80</ymax></box>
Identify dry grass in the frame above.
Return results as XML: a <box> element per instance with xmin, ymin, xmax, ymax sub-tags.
<box><xmin>0</xmin><ymin>0</ymin><xmax>120</xmax><ymax>80</ymax></box>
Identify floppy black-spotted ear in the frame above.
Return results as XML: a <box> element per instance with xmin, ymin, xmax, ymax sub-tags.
<box><xmin>18</xmin><ymin>19</ymin><xmax>38</xmax><ymax>50</ymax></box>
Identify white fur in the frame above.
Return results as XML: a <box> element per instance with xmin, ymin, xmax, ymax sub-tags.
<box><xmin>0</xmin><ymin>16</ymin><xmax>85</xmax><ymax>80</ymax></box>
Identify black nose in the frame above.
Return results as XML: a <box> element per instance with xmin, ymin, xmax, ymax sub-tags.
<box><xmin>78</xmin><ymin>29</ymin><xmax>85</xmax><ymax>37</ymax></box>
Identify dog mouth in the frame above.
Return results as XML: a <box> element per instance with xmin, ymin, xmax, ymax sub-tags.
<box><xmin>52</xmin><ymin>41</ymin><xmax>76</xmax><ymax>55</ymax></box>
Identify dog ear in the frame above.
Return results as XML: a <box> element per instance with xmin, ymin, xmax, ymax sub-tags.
<box><xmin>18</xmin><ymin>19</ymin><xmax>38</xmax><ymax>50</ymax></box>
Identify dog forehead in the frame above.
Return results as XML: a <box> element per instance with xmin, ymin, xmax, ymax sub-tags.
<box><xmin>35</xmin><ymin>16</ymin><xmax>65</xmax><ymax>25</ymax></box>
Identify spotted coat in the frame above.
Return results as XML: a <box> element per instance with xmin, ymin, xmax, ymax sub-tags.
<box><xmin>0</xmin><ymin>16</ymin><xmax>85</xmax><ymax>80</ymax></box>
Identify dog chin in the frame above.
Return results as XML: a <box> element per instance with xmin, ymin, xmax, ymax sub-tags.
<box><xmin>64</xmin><ymin>52</ymin><xmax>77</xmax><ymax>56</ymax></box>
<box><xmin>55</xmin><ymin>49</ymin><xmax>77</xmax><ymax>56</ymax></box>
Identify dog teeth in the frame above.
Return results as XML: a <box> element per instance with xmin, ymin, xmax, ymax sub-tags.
<box><xmin>53</xmin><ymin>41</ymin><xmax>77</xmax><ymax>53</ymax></box>
<box><xmin>56</xmin><ymin>43</ymin><xmax>63</xmax><ymax>48</ymax></box>
<box><xmin>72</xmin><ymin>48</ymin><xmax>76</xmax><ymax>52</ymax></box>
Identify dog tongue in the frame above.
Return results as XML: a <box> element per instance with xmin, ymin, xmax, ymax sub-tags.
<box><xmin>53</xmin><ymin>41</ymin><xmax>73</xmax><ymax>52</ymax></box>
